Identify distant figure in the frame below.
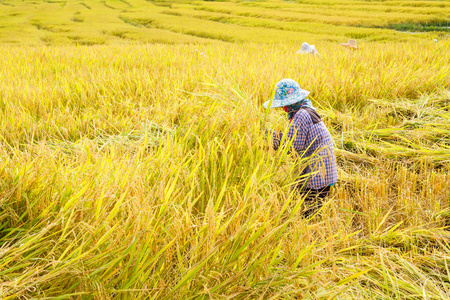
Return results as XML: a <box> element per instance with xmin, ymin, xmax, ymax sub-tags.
<box><xmin>340</xmin><ymin>39</ymin><xmax>358</xmax><ymax>49</ymax></box>
<box><xmin>434</xmin><ymin>39</ymin><xmax>438</xmax><ymax>43</ymax></box>
<box><xmin>297</xmin><ymin>42</ymin><xmax>320</xmax><ymax>55</ymax></box>
<box><xmin>264</xmin><ymin>79</ymin><xmax>338</xmax><ymax>217</ymax></box>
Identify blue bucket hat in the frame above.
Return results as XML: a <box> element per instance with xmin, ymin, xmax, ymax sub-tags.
<box><xmin>263</xmin><ymin>79</ymin><xmax>310</xmax><ymax>108</ymax></box>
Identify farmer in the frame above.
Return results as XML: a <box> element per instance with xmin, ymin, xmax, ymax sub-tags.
<box><xmin>264</xmin><ymin>79</ymin><xmax>338</xmax><ymax>217</ymax></box>
<box><xmin>340</xmin><ymin>39</ymin><xmax>358</xmax><ymax>49</ymax></box>
<box><xmin>296</xmin><ymin>42</ymin><xmax>320</xmax><ymax>55</ymax></box>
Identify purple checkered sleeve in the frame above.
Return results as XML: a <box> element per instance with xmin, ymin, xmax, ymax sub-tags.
<box><xmin>272</xmin><ymin>109</ymin><xmax>338</xmax><ymax>189</ymax></box>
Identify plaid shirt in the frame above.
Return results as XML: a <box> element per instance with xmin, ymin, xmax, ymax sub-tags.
<box><xmin>272</xmin><ymin>109</ymin><xmax>338</xmax><ymax>189</ymax></box>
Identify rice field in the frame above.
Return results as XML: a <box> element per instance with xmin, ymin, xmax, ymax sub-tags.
<box><xmin>1</xmin><ymin>0</ymin><xmax>450</xmax><ymax>299</ymax></box>
<box><xmin>1</xmin><ymin>0</ymin><xmax>449</xmax><ymax>45</ymax></box>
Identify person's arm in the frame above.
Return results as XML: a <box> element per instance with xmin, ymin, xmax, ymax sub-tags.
<box><xmin>272</xmin><ymin>110</ymin><xmax>311</xmax><ymax>151</ymax></box>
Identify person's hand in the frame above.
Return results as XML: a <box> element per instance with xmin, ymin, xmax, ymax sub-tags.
<box><xmin>263</xmin><ymin>128</ymin><xmax>271</xmax><ymax>140</ymax></box>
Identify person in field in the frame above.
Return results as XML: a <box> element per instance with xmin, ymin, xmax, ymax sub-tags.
<box><xmin>296</xmin><ymin>42</ymin><xmax>320</xmax><ymax>55</ymax></box>
<box><xmin>340</xmin><ymin>39</ymin><xmax>358</xmax><ymax>49</ymax></box>
<box><xmin>264</xmin><ymin>79</ymin><xmax>338</xmax><ymax>217</ymax></box>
